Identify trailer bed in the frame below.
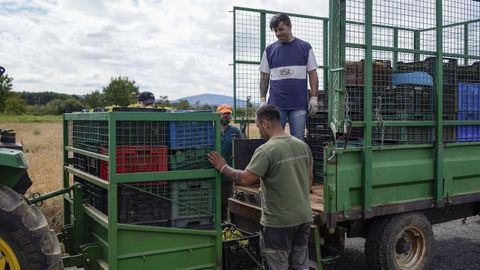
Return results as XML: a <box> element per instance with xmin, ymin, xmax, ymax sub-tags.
<box><xmin>231</xmin><ymin>182</ymin><xmax>324</xmax><ymax>215</ymax></box>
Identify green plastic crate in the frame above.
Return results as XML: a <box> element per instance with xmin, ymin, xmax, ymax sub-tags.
<box><xmin>168</xmin><ymin>148</ymin><xmax>212</xmax><ymax>170</ymax></box>
<box><xmin>170</xmin><ymin>180</ymin><xmax>214</xmax><ymax>219</ymax></box>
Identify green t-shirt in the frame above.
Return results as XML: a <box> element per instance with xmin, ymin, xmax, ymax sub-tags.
<box><xmin>246</xmin><ymin>135</ymin><xmax>313</xmax><ymax>228</ymax></box>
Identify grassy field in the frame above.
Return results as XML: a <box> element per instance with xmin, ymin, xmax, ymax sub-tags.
<box><xmin>0</xmin><ymin>114</ymin><xmax>62</xmax><ymax>123</ymax></box>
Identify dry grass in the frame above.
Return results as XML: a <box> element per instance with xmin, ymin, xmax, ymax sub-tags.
<box><xmin>5</xmin><ymin>122</ymin><xmax>64</xmax><ymax>231</ymax></box>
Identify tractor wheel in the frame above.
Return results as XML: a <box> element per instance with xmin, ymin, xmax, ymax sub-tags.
<box><xmin>365</xmin><ymin>213</ymin><xmax>433</xmax><ymax>270</ymax></box>
<box><xmin>0</xmin><ymin>185</ymin><xmax>63</xmax><ymax>270</ymax></box>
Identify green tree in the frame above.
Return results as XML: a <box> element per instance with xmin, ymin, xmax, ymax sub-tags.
<box><xmin>63</xmin><ymin>98</ymin><xmax>84</xmax><ymax>113</ymax></box>
<box><xmin>43</xmin><ymin>98</ymin><xmax>84</xmax><ymax>114</ymax></box>
<box><xmin>175</xmin><ymin>99</ymin><xmax>192</xmax><ymax>110</ymax></box>
<box><xmin>102</xmin><ymin>76</ymin><xmax>139</xmax><ymax>106</ymax></box>
<box><xmin>83</xmin><ymin>90</ymin><xmax>104</xmax><ymax>109</ymax></box>
<box><xmin>0</xmin><ymin>74</ymin><xmax>13</xmax><ymax>112</ymax></box>
<box><xmin>156</xmin><ymin>95</ymin><xmax>170</xmax><ymax>108</ymax></box>
<box><xmin>4</xmin><ymin>95</ymin><xmax>26</xmax><ymax>115</ymax></box>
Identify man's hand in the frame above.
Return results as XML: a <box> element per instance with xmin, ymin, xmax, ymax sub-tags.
<box><xmin>308</xmin><ymin>96</ymin><xmax>318</xmax><ymax>115</ymax></box>
<box><xmin>208</xmin><ymin>151</ymin><xmax>227</xmax><ymax>171</ymax></box>
<box><xmin>260</xmin><ymin>97</ymin><xmax>267</xmax><ymax>107</ymax></box>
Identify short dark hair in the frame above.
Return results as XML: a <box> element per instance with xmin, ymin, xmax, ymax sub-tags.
<box><xmin>270</xmin><ymin>13</ymin><xmax>291</xmax><ymax>30</ymax></box>
<box><xmin>256</xmin><ymin>104</ymin><xmax>281</xmax><ymax>123</ymax></box>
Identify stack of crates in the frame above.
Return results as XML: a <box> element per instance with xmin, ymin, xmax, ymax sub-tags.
<box><xmin>69</xmin><ymin>110</ymin><xmax>217</xmax><ymax>230</ymax></box>
<box><xmin>397</xmin><ymin>57</ymin><xmax>458</xmax><ymax>142</ymax></box>
<box><xmin>372</xmin><ymin>72</ymin><xmax>435</xmax><ymax>144</ymax></box>
<box><xmin>345</xmin><ymin>59</ymin><xmax>393</xmax><ymax>121</ymax></box>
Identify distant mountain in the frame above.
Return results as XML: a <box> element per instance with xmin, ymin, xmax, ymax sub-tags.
<box><xmin>172</xmin><ymin>93</ymin><xmax>247</xmax><ymax>106</ymax></box>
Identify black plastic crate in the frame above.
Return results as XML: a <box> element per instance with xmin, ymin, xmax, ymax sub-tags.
<box><xmin>72</xmin><ymin>120</ymin><xmax>108</xmax><ymax>153</ymax></box>
<box><xmin>376</xmin><ymin>85</ymin><xmax>435</xmax><ymax>119</ymax></box>
<box><xmin>118</xmin><ymin>183</ymin><xmax>171</xmax><ymax>226</ymax></box>
<box><xmin>458</xmin><ymin>62</ymin><xmax>480</xmax><ymax>83</ymax></box>
<box><xmin>374</xmin><ymin>126</ymin><xmax>434</xmax><ymax>145</ymax></box>
<box><xmin>170</xmin><ymin>215</ymin><xmax>214</xmax><ymax>230</ymax></box>
<box><xmin>307</xmin><ymin>113</ymin><xmax>331</xmax><ymax>138</ymax></box>
<box><xmin>116</xmin><ymin>121</ymin><xmax>167</xmax><ymax>146</ymax></box>
<box><xmin>73</xmin><ymin>153</ymin><xmax>101</xmax><ymax>177</ymax></box>
<box><xmin>222</xmin><ymin>224</ymin><xmax>263</xmax><ymax>270</ymax></box>
<box><xmin>74</xmin><ymin>177</ymin><xmax>108</xmax><ymax>214</ymax></box>
<box><xmin>397</xmin><ymin>57</ymin><xmax>458</xmax><ymax>120</ymax></box>
<box><xmin>317</xmin><ymin>91</ymin><xmax>328</xmax><ymax>112</ymax></box>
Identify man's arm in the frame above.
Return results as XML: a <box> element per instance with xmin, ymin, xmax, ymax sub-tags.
<box><xmin>222</xmin><ymin>166</ymin><xmax>260</xmax><ymax>186</ymax></box>
<box><xmin>308</xmin><ymin>69</ymin><xmax>319</xmax><ymax>97</ymax></box>
<box><xmin>260</xmin><ymin>72</ymin><xmax>270</xmax><ymax>101</ymax></box>
<box><xmin>208</xmin><ymin>151</ymin><xmax>260</xmax><ymax>186</ymax></box>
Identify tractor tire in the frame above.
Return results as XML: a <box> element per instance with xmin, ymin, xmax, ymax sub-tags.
<box><xmin>0</xmin><ymin>185</ymin><xmax>63</xmax><ymax>270</ymax></box>
<box><xmin>365</xmin><ymin>212</ymin><xmax>433</xmax><ymax>270</ymax></box>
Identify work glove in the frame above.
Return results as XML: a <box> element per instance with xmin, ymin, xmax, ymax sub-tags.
<box><xmin>308</xmin><ymin>96</ymin><xmax>318</xmax><ymax>114</ymax></box>
<box><xmin>260</xmin><ymin>97</ymin><xmax>267</xmax><ymax>107</ymax></box>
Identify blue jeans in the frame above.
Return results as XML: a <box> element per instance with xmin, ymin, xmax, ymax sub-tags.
<box><xmin>280</xmin><ymin>110</ymin><xmax>307</xmax><ymax>140</ymax></box>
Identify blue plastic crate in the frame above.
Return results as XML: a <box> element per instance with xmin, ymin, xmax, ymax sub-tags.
<box><xmin>457</xmin><ymin>83</ymin><xmax>480</xmax><ymax>142</ymax></box>
<box><xmin>458</xmin><ymin>83</ymin><xmax>480</xmax><ymax>113</ymax></box>
<box><xmin>392</xmin><ymin>72</ymin><xmax>434</xmax><ymax>87</ymax></box>
<box><xmin>168</xmin><ymin>121</ymin><xmax>214</xmax><ymax>149</ymax></box>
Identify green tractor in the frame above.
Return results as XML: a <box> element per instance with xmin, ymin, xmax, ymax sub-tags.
<box><xmin>0</xmin><ymin>66</ymin><xmax>63</xmax><ymax>270</ymax></box>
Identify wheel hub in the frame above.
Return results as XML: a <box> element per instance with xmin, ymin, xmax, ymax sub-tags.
<box><xmin>0</xmin><ymin>236</ymin><xmax>21</xmax><ymax>270</ymax></box>
<box><xmin>395</xmin><ymin>227</ymin><xmax>426</xmax><ymax>269</ymax></box>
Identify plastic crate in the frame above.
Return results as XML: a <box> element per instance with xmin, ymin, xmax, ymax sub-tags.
<box><xmin>374</xmin><ymin>126</ymin><xmax>434</xmax><ymax>144</ymax></box>
<box><xmin>118</xmin><ymin>183</ymin><xmax>171</xmax><ymax>226</ymax></box>
<box><xmin>457</xmin><ymin>83</ymin><xmax>480</xmax><ymax>142</ymax></box>
<box><xmin>170</xmin><ymin>215</ymin><xmax>214</xmax><ymax>230</ymax></box>
<box><xmin>74</xmin><ymin>177</ymin><xmax>108</xmax><ymax>214</ymax></box>
<box><xmin>458</xmin><ymin>62</ymin><xmax>480</xmax><ymax>83</ymax></box>
<box><xmin>117</xmin><ymin>145</ymin><xmax>168</xmax><ymax>173</ymax></box>
<box><xmin>171</xmin><ymin>180</ymin><xmax>214</xmax><ymax>219</ymax></box>
<box><xmin>72</xmin><ymin>120</ymin><xmax>108</xmax><ymax>153</ymax></box>
<box><xmin>116</xmin><ymin>121</ymin><xmax>167</xmax><ymax>146</ymax></box>
<box><xmin>73</xmin><ymin>153</ymin><xmax>101</xmax><ymax>177</ymax></box>
<box><xmin>397</xmin><ymin>57</ymin><xmax>458</xmax><ymax>120</ymax></box>
<box><xmin>346</xmin><ymin>59</ymin><xmax>392</xmax><ymax>87</ymax></box>
<box><xmin>222</xmin><ymin>224</ymin><xmax>263</xmax><ymax>270</ymax></box>
<box><xmin>168</xmin><ymin>121</ymin><xmax>215</xmax><ymax>149</ymax></box>
<box><xmin>168</xmin><ymin>148</ymin><xmax>212</xmax><ymax>170</ymax></box>
<box><xmin>458</xmin><ymin>83</ymin><xmax>480</xmax><ymax>114</ymax></box>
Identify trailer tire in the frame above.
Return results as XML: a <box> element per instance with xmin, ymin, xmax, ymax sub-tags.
<box><xmin>365</xmin><ymin>213</ymin><xmax>433</xmax><ymax>270</ymax></box>
<box><xmin>0</xmin><ymin>185</ymin><xmax>63</xmax><ymax>270</ymax></box>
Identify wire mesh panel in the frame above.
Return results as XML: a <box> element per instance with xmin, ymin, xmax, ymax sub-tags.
<box><xmin>116</xmin><ymin>178</ymin><xmax>215</xmax><ymax>230</ymax></box>
<box><xmin>341</xmin><ymin>0</ymin><xmax>480</xmax><ymax>145</ymax></box>
<box><xmin>69</xmin><ymin>120</ymin><xmax>108</xmax><ymax>153</ymax></box>
<box><xmin>233</xmin><ymin>7</ymin><xmax>328</xmax><ymax>122</ymax></box>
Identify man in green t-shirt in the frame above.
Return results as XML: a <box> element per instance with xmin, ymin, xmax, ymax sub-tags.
<box><xmin>208</xmin><ymin>104</ymin><xmax>313</xmax><ymax>270</ymax></box>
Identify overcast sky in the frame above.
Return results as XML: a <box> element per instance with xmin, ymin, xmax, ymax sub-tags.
<box><xmin>0</xmin><ymin>0</ymin><xmax>328</xmax><ymax>100</ymax></box>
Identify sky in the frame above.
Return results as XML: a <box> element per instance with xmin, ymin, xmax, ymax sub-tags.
<box><xmin>0</xmin><ymin>0</ymin><xmax>328</xmax><ymax>100</ymax></box>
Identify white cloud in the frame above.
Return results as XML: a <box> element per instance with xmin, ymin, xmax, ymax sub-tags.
<box><xmin>0</xmin><ymin>0</ymin><xmax>328</xmax><ymax>99</ymax></box>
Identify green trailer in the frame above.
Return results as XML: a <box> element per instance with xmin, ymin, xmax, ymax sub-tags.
<box><xmin>230</xmin><ymin>1</ymin><xmax>480</xmax><ymax>269</ymax></box>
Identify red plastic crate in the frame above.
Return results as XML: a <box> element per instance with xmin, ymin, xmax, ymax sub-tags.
<box><xmin>99</xmin><ymin>146</ymin><xmax>168</xmax><ymax>180</ymax></box>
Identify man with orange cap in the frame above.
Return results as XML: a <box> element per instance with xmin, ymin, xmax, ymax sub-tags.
<box><xmin>217</xmin><ymin>104</ymin><xmax>243</xmax><ymax>221</ymax></box>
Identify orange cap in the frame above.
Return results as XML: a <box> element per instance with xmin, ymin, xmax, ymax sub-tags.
<box><xmin>217</xmin><ymin>104</ymin><xmax>233</xmax><ymax>114</ymax></box>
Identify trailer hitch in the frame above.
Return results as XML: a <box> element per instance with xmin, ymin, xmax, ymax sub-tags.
<box><xmin>28</xmin><ymin>185</ymin><xmax>74</xmax><ymax>206</ymax></box>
